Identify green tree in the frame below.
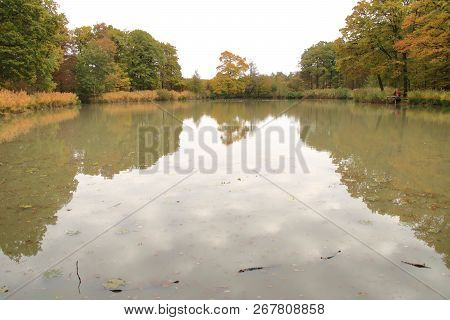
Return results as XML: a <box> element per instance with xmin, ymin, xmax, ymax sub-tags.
<box><xmin>72</xmin><ymin>23</ymin><xmax>130</xmax><ymax>99</ymax></box>
<box><xmin>299</xmin><ymin>41</ymin><xmax>338</xmax><ymax>89</ymax></box>
<box><xmin>159</xmin><ymin>42</ymin><xmax>182</xmax><ymax>90</ymax></box>
<box><xmin>187</xmin><ymin>70</ymin><xmax>203</xmax><ymax>95</ymax></box>
<box><xmin>75</xmin><ymin>43</ymin><xmax>115</xmax><ymax>100</ymax></box>
<box><xmin>0</xmin><ymin>0</ymin><xmax>68</xmax><ymax>91</ymax></box>
<box><xmin>244</xmin><ymin>61</ymin><xmax>259</xmax><ymax>97</ymax></box>
<box><xmin>121</xmin><ymin>30</ymin><xmax>164</xmax><ymax>90</ymax></box>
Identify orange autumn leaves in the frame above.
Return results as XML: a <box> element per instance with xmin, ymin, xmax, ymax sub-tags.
<box><xmin>210</xmin><ymin>51</ymin><xmax>249</xmax><ymax>97</ymax></box>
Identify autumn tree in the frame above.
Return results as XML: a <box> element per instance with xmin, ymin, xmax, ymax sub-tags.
<box><xmin>73</xmin><ymin>24</ymin><xmax>130</xmax><ymax>100</ymax></box>
<box><xmin>0</xmin><ymin>0</ymin><xmax>68</xmax><ymax>91</ymax></box>
<box><xmin>211</xmin><ymin>51</ymin><xmax>249</xmax><ymax>97</ymax></box>
<box><xmin>395</xmin><ymin>0</ymin><xmax>449</xmax><ymax>89</ymax></box>
<box><xmin>338</xmin><ymin>0</ymin><xmax>411</xmax><ymax>95</ymax></box>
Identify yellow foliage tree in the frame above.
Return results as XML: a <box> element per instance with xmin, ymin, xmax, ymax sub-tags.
<box><xmin>211</xmin><ymin>51</ymin><xmax>249</xmax><ymax>97</ymax></box>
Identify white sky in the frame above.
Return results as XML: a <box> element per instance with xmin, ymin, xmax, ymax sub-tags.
<box><xmin>56</xmin><ymin>0</ymin><xmax>358</xmax><ymax>79</ymax></box>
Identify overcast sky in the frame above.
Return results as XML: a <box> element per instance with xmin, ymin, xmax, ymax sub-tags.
<box><xmin>56</xmin><ymin>0</ymin><xmax>358</xmax><ymax>79</ymax></box>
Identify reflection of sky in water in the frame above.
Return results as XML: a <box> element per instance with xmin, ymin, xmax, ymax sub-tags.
<box><xmin>0</xmin><ymin>101</ymin><xmax>449</xmax><ymax>299</ymax></box>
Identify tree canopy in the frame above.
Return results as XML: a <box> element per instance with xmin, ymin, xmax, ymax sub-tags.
<box><xmin>0</xmin><ymin>0</ymin><xmax>68</xmax><ymax>92</ymax></box>
<box><xmin>210</xmin><ymin>51</ymin><xmax>249</xmax><ymax>97</ymax></box>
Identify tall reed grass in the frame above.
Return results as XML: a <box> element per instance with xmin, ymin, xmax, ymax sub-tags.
<box><xmin>0</xmin><ymin>90</ymin><xmax>79</xmax><ymax>115</ymax></box>
<box><xmin>98</xmin><ymin>90</ymin><xmax>197</xmax><ymax>103</ymax></box>
<box><xmin>302</xmin><ymin>88</ymin><xmax>352</xmax><ymax>100</ymax></box>
<box><xmin>408</xmin><ymin>90</ymin><xmax>450</xmax><ymax>107</ymax></box>
<box><xmin>352</xmin><ymin>88</ymin><xmax>391</xmax><ymax>103</ymax></box>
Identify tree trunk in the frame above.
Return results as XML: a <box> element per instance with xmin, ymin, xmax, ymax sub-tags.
<box><xmin>377</xmin><ymin>75</ymin><xmax>384</xmax><ymax>92</ymax></box>
<box><xmin>402</xmin><ymin>53</ymin><xmax>408</xmax><ymax>97</ymax></box>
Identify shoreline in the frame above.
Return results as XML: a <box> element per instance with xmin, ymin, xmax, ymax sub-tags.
<box><xmin>1</xmin><ymin>89</ymin><xmax>448</xmax><ymax>118</ymax></box>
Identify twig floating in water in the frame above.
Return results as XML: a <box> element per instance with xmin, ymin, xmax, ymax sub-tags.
<box><xmin>321</xmin><ymin>250</ymin><xmax>342</xmax><ymax>260</ymax></box>
<box><xmin>401</xmin><ymin>261</ymin><xmax>431</xmax><ymax>269</ymax></box>
<box><xmin>76</xmin><ymin>260</ymin><xmax>81</xmax><ymax>294</ymax></box>
<box><xmin>238</xmin><ymin>267</ymin><xmax>264</xmax><ymax>273</ymax></box>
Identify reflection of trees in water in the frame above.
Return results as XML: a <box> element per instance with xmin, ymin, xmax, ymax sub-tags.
<box><xmin>287</xmin><ymin>102</ymin><xmax>450</xmax><ymax>267</ymax></box>
<box><xmin>70</xmin><ymin>101</ymin><xmax>288</xmax><ymax>176</ymax></box>
<box><xmin>218</xmin><ymin>121</ymin><xmax>251</xmax><ymax>145</ymax></box>
<box><xmin>1</xmin><ymin>101</ymin><xmax>448</xmax><ymax>265</ymax></box>
<box><xmin>63</xmin><ymin>105</ymin><xmax>184</xmax><ymax>178</ymax></box>
<box><xmin>0</xmin><ymin>117</ymin><xmax>80</xmax><ymax>261</ymax></box>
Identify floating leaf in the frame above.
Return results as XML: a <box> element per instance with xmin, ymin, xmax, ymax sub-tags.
<box><xmin>0</xmin><ymin>285</ymin><xmax>9</xmax><ymax>293</ymax></box>
<box><xmin>115</xmin><ymin>228</ymin><xmax>130</xmax><ymax>235</ymax></box>
<box><xmin>44</xmin><ymin>268</ymin><xmax>63</xmax><ymax>279</ymax></box>
<box><xmin>65</xmin><ymin>230</ymin><xmax>80</xmax><ymax>236</ymax></box>
<box><xmin>19</xmin><ymin>204</ymin><xmax>33</xmax><ymax>209</ymax></box>
<box><xmin>103</xmin><ymin>278</ymin><xmax>126</xmax><ymax>290</ymax></box>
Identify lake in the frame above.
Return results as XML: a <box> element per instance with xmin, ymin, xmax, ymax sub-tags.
<box><xmin>0</xmin><ymin>100</ymin><xmax>449</xmax><ymax>299</ymax></box>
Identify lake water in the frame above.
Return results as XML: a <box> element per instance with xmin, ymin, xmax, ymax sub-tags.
<box><xmin>0</xmin><ymin>100</ymin><xmax>449</xmax><ymax>299</ymax></box>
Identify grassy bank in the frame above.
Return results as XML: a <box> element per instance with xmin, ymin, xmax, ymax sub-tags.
<box><xmin>0</xmin><ymin>90</ymin><xmax>79</xmax><ymax>116</ymax></box>
<box><xmin>408</xmin><ymin>90</ymin><xmax>450</xmax><ymax>107</ymax></box>
<box><xmin>97</xmin><ymin>90</ymin><xmax>197</xmax><ymax>103</ymax></box>
<box><xmin>301</xmin><ymin>88</ymin><xmax>449</xmax><ymax>107</ymax></box>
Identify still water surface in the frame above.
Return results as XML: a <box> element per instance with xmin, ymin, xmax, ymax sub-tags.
<box><xmin>0</xmin><ymin>100</ymin><xmax>449</xmax><ymax>299</ymax></box>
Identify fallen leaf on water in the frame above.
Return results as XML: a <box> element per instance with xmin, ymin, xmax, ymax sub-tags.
<box><xmin>65</xmin><ymin>230</ymin><xmax>80</xmax><ymax>236</ymax></box>
<box><xmin>0</xmin><ymin>285</ymin><xmax>9</xmax><ymax>293</ymax></box>
<box><xmin>103</xmin><ymin>278</ymin><xmax>126</xmax><ymax>290</ymax></box>
<box><xmin>19</xmin><ymin>204</ymin><xmax>33</xmax><ymax>209</ymax></box>
<box><xmin>115</xmin><ymin>228</ymin><xmax>130</xmax><ymax>235</ymax></box>
<box><xmin>43</xmin><ymin>269</ymin><xmax>63</xmax><ymax>279</ymax></box>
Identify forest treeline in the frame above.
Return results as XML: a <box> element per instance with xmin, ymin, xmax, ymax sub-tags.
<box><xmin>0</xmin><ymin>0</ymin><xmax>449</xmax><ymax>110</ymax></box>
<box><xmin>196</xmin><ymin>0</ymin><xmax>449</xmax><ymax>99</ymax></box>
<box><xmin>0</xmin><ymin>0</ymin><xmax>184</xmax><ymax>102</ymax></box>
